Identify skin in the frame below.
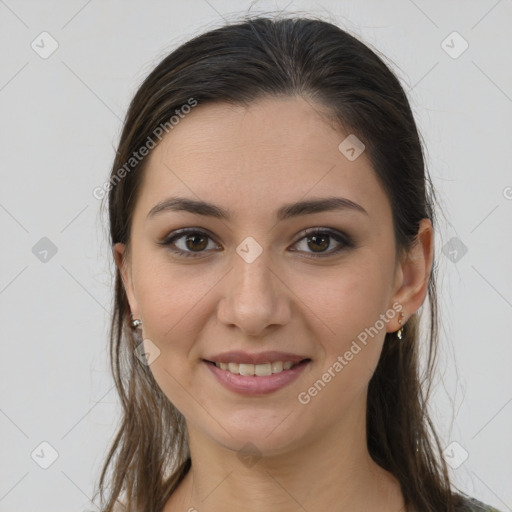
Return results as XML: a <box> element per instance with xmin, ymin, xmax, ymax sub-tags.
<box><xmin>114</xmin><ymin>96</ymin><xmax>433</xmax><ymax>512</ymax></box>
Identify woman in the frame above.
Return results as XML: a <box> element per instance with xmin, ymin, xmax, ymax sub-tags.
<box><xmin>95</xmin><ymin>15</ymin><xmax>501</xmax><ymax>512</ymax></box>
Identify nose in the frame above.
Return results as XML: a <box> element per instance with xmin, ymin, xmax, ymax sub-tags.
<box><xmin>217</xmin><ymin>249</ymin><xmax>292</xmax><ymax>337</ymax></box>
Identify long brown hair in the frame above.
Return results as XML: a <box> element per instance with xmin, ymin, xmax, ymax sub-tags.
<box><xmin>95</xmin><ymin>14</ymin><xmax>466</xmax><ymax>512</ymax></box>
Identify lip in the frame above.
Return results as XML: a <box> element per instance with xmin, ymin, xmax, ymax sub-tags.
<box><xmin>203</xmin><ymin>359</ymin><xmax>311</xmax><ymax>396</ymax></box>
<box><xmin>204</xmin><ymin>350</ymin><xmax>308</xmax><ymax>365</ymax></box>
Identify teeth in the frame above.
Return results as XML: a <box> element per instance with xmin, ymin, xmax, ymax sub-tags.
<box><xmin>214</xmin><ymin>360</ymin><xmax>300</xmax><ymax>376</ymax></box>
<box><xmin>271</xmin><ymin>361</ymin><xmax>283</xmax><ymax>373</ymax></box>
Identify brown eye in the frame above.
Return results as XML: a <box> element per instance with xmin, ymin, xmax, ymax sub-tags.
<box><xmin>159</xmin><ymin>228</ymin><xmax>220</xmax><ymax>258</ymax></box>
<box><xmin>160</xmin><ymin>227</ymin><xmax>353</xmax><ymax>259</ymax></box>
<box><xmin>307</xmin><ymin>233</ymin><xmax>330</xmax><ymax>253</ymax></box>
<box><xmin>184</xmin><ymin>233</ymin><xmax>208</xmax><ymax>251</ymax></box>
<box><xmin>292</xmin><ymin>228</ymin><xmax>353</xmax><ymax>258</ymax></box>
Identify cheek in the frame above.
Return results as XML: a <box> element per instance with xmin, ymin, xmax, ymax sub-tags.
<box><xmin>134</xmin><ymin>252</ymin><xmax>216</xmax><ymax>343</ymax></box>
<box><xmin>295</xmin><ymin>254</ymin><xmax>394</xmax><ymax>393</ymax></box>
<box><xmin>133</xmin><ymin>262</ymin><xmax>213</xmax><ymax>415</ymax></box>
<box><xmin>130</xmin><ymin>257</ymin><xmax>214</xmax><ymax>401</ymax></box>
<box><xmin>296</xmin><ymin>257</ymin><xmax>393</xmax><ymax>340</ymax></box>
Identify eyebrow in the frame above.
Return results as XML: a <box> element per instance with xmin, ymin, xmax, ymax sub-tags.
<box><xmin>146</xmin><ymin>196</ymin><xmax>368</xmax><ymax>222</ymax></box>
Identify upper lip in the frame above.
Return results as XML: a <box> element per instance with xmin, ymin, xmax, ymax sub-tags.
<box><xmin>204</xmin><ymin>351</ymin><xmax>310</xmax><ymax>365</ymax></box>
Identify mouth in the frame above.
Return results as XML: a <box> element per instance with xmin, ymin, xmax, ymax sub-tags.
<box><xmin>202</xmin><ymin>358</ymin><xmax>311</xmax><ymax>376</ymax></box>
<box><xmin>202</xmin><ymin>357</ymin><xmax>312</xmax><ymax>395</ymax></box>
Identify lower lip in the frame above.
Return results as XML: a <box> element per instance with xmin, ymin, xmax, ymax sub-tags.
<box><xmin>204</xmin><ymin>360</ymin><xmax>311</xmax><ymax>396</ymax></box>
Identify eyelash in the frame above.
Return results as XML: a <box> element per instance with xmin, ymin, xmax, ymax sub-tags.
<box><xmin>158</xmin><ymin>227</ymin><xmax>354</xmax><ymax>259</ymax></box>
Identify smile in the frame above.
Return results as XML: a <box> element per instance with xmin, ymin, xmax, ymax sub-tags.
<box><xmin>211</xmin><ymin>360</ymin><xmax>302</xmax><ymax>376</ymax></box>
<box><xmin>203</xmin><ymin>359</ymin><xmax>311</xmax><ymax>395</ymax></box>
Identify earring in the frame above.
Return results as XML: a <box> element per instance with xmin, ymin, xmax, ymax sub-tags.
<box><xmin>396</xmin><ymin>311</ymin><xmax>405</xmax><ymax>340</ymax></box>
<box><xmin>131</xmin><ymin>318</ymin><xmax>142</xmax><ymax>330</ymax></box>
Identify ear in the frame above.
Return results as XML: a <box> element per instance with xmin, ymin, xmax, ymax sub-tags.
<box><xmin>113</xmin><ymin>242</ymin><xmax>140</xmax><ymax>319</ymax></box>
<box><xmin>387</xmin><ymin>218</ymin><xmax>434</xmax><ymax>331</ymax></box>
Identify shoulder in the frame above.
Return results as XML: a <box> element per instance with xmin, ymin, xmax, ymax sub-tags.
<box><xmin>455</xmin><ymin>493</ymin><xmax>502</xmax><ymax>512</ymax></box>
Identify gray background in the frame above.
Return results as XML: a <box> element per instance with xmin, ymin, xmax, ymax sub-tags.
<box><xmin>1</xmin><ymin>0</ymin><xmax>511</xmax><ymax>510</ymax></box>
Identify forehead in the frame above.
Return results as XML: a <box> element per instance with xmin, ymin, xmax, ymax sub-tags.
<box><xmin>135</xmin><ymin>96</ymin><xmax>391</xmax><ymax>224</ymax></box>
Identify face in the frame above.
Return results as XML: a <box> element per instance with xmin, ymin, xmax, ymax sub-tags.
<box><xmin>115</xmin><ymin>96</ymin><xmax>429</xmax><ymax>456</ymax></box>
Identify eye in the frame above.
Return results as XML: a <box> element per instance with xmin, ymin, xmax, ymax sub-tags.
<box><xmin>158</xmin><ymin>227</ymin><xmax>353</xmax><ymax>259</ymax></box>
<box><xmin>291</xmin><ymin>228</ymin><xmax>353</xmax><ymax>258</ymax></box>
<box><xmin>158</xmin><ymin>228</ymin><xmax>220</xmax><ymax>258</ymax></box>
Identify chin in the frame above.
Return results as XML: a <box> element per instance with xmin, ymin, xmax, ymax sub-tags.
<box><xmin>210</xmin><ymin>412</ymin><xmax>308</xmax><ymax>458</ymax></box>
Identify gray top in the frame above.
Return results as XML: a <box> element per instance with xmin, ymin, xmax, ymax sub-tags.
<box><xmin>455</xmin><ymin>494</ymin><xmax>502</xmax><ymax>512</ymax></box>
